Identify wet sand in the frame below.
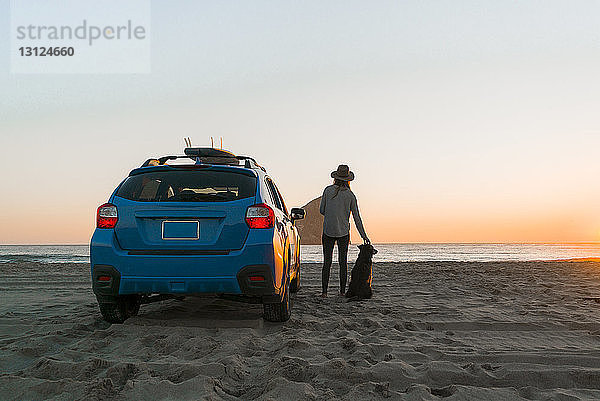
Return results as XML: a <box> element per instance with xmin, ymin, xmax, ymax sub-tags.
<box><xmin>1</xmin><ymin>261</ymin><xmax>600</xmax><ymax>400</ymax></box>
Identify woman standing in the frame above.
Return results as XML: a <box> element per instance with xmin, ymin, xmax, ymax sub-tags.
<box><xmin>319</xmin><ymin>164</ymin><xmax>369</xmax><ymax>297</ymax></box>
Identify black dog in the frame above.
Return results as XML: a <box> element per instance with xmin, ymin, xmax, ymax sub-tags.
<box><xmin>345</xmin><ymin>244</ymin><xmax>377</xmax><ymax>301</ymax></box>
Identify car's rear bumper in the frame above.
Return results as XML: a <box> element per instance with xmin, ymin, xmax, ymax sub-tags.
<box><xmin>90</xmin><ymin>229</ymin><xmax>278</xmax><ymax>299</ymax></box>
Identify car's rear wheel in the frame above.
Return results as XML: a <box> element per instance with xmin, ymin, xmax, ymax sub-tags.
<box><xmin>98</xmin><ymin>295</ymin><xmax>141</xmax><ymax>324</ymax></box>
<box><xmin>263</xmin><ymin>279</ymin><xmax>291</xmax><ymax>322</ymax></box>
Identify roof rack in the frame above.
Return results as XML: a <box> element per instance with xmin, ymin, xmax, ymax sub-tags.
<box><xmin>140</xmin><ymin>148</ymin><xmax>266</xmax><ymax>172</ymax></box>
<box><xmin>236</xmin><ymin>155</ymin><xmax>266</xmax><ymax>172</ymax></box>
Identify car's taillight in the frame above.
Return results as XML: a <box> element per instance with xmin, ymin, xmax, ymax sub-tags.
<box><xmin>246</xmin><ymin>203</ymin><xmax>274</xmax><ymax>229</ymax></box>
<box><xmin>97</xmin><ymin>203</ymin><xmax>118</xmax><ymax>229</ymax></box>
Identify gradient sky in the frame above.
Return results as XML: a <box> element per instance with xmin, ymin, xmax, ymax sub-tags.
<box><xmin>1</xmin><ymin>0</ymin><xmax>600</xmax><ymax>244</ymax></box>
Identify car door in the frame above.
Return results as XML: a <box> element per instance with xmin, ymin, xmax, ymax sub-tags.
<box><xmin>270</xmin><ymin>181</ymin><xmax>298</xmax><ymax>271</ymax></box>
<box><xmin>265</xmin><ymin>178</ymin><xmax>292</xmax><ymax>283</ymax></box>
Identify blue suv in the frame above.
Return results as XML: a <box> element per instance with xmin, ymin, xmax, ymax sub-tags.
<box><xmin>90</xmin><ymin>148</ymin><xmax>305</xmax><ymax>323</ymax></box>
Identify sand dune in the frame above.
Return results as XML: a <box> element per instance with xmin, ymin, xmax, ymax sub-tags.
<box><xmin>1</xmin><ymin>260</ymin><xmax>600</xmax><ymax>400</ymax></box>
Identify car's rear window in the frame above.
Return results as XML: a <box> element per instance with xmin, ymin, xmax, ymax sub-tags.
<box><xmin>116</xmin><ymin>170</ymin><xmax>256</xmax><ymax>202</ymax></box>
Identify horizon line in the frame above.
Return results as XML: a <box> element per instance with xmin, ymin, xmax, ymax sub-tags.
<box><xmin>2</xmin><ymin>242</ymin><xmax>600</xmax><ymax>246</ymax></box>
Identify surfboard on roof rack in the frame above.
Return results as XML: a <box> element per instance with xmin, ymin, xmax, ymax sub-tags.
<box><xmin>139</xmin><ymin>147</ymin><xmax>267</xmax><ymax>172</ymax></box>
<box><xmin>184</xmin><ymin>147</ymin><xmax>239</xmax><ymax>166</ymax></box>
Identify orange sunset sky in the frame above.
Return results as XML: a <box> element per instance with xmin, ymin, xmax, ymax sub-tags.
<box><xmin>2</xmin><ymin>1</ymin><xmax>600</xmax><ymax>244</ymax></box>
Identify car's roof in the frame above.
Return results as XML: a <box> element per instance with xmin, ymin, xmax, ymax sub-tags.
<box><xmin>129</xmin><ymin>163</ymin><xmax>263</xmax><ymax>178</ymax></box>
<box><xmin>134</xmin><ymin>147</ymin><xmax>268</xmax><ymax>178</ymax></box>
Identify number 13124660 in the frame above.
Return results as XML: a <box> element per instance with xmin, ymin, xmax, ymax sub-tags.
<box><xmin>19</xmin><ymin>47</ymin><xmax>75</xmax><ymax>56</ymax></box>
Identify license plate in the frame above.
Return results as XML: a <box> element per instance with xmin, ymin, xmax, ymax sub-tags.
<box><xmin>162</xmin><ymin>220</ymin><xmax>199</xmax><ymax>240</ymax></box>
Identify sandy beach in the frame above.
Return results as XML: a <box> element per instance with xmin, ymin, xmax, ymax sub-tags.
<box><xmin>2</xmin><ymin>260</ymin><xmax>600</xmax><ymax>400</ymax></box>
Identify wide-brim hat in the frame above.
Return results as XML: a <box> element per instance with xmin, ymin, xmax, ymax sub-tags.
<box><xmin>331</xmin><ymin>164</ymin><xmax>354</xmax><ymax>181</ymax></box>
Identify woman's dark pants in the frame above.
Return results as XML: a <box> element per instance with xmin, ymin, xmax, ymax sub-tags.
<box><xmin>321</xmin><ymin>233</ymin><xmax>350</xmax><ymax>294</ymax></box>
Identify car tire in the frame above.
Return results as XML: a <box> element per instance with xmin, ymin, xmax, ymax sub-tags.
<box><xmin>99</xmin><ymin>295</ymin><xmax>141</xmax><ymax>324</ymax></box>
<box><xmin>263</xmin><ymin>279</ymin><xmax>291</xmax><ymax>322</ymax></box>
<box><xmin>290</xmin><ymin>267</ymin><xmax>300</xmax><ymax>293</ymax></box>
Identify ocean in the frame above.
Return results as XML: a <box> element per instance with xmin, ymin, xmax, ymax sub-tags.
<box><xmin>1</xmin><ymin>243</ymin><xmax>600</xmax><ymax>264</ymax></box>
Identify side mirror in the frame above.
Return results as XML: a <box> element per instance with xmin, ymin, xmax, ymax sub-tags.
<box><xmin>290</xmin><ymin>207</ymin><xmax>305</xmax><ymax>222</ymax></box>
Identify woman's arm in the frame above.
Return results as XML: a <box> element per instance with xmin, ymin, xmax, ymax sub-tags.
<box><xmin>350</xmin><ymin>193</ymin><xmax>368</xmax><ymax>242</ymax></box>
<box><xmin>319</xmin><ymin>189</ymin><xmax>327</xmax><ymax>216</ymax></box>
